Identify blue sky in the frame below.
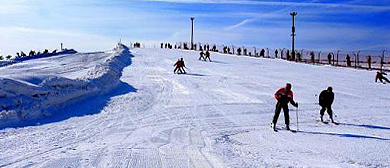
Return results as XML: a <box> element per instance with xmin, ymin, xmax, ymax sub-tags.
<box><xmin>0</xmin><ymin>0</ymin><xmax>389</xmax><ymax>55</ymax></box>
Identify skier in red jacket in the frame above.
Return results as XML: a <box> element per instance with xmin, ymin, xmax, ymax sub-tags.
<box><xmin>271</xmin><ymin>83</ymin><xmax>298</xmax><ymax>131</ymax></box>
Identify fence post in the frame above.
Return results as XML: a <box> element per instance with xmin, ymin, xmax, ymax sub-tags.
<box><xmin>317</xmin><ymin>51</ymin><xmax>321</xmax><ymax>64</ymax></box>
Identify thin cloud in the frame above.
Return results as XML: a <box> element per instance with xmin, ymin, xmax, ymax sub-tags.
<box><xmin>138</xmin><ymin>0</ymin><xmax>390</xmax><ymax>11</ymax></box>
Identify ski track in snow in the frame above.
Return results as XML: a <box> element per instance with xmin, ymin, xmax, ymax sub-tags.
<box><xmin>1</xmin><ymin>48</ymin><xmax>390</xmax><ymax>167</ymax></box>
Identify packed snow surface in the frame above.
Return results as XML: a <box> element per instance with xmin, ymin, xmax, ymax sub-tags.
<box><xmin>1</xmin><ymin>47</ymin><xmax>389</xmax><ymax>167</ymax></box>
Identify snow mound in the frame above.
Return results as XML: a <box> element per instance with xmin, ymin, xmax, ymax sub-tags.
<box><xmin>0</xmin><ymin>49</ymin><xmax>77</xmax><ymax>68</ymax></box>
<box><xmin>0</xmin><ymin>43</ymin><xmax>132</xmax><ymax>128</ymax></box>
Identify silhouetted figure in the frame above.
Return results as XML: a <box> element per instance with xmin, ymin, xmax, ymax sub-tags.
<box><xmin>199</xmin><ymin>51</ymin><xmax>205</xmax><ymax>60</ymax></box>
<box><xmin>296</xmin><ymin>52</ymin><xmax>301</xmax><ymax>62</ymax></box>
<box><xmin>271</xmin><ymin>83</ymin><xmax>298</xmax><ymax>131</ymax></box>
<box><xmin>174</xmin><ymin>58</ymin><xmax>186</xmax><ymax>74</ymax></box>
<box><xmin>43</xmin><ymin>49</ymin><xmax>49</xmax><ymax>54</ymax></box>
<box><xmin>328</xmin><ymin>53</ymin><xmax>332</xmax><ymax>64</ymax></box>
<box><xmin>212</xmin><ymin>45</ymin><xmax>217</xmax><ymax>52</ymax></box>
<box><xmin>291</xmin><ymin>51</ymin><xmax>295</xmax><ymax>61</ymax></box>
<box><xmin>367</xmin><ymin>55</ymin><xmax>372</xmax><ymax>69</ymax></box>
<box><xmin>161</xmin><ymin>43</ymin><xmax>164</xmax><ymax>48</ymax></box>
<box><xmin>260</xmin><ymin>49</ymin><xmax>265</xmax><ymax>57</ymax></box>
<box><xmin>243</xmin><ymin>48</ymin><xmax>247</xmax><ymax>56</ymax></box>
<box><xmin>310</xmin><ymin>52</ymin><xmax>315</xmax><ymax>63</ymax></box>
<box><xmin>376</xmin><ymin>71</ymin><xmax>390</xmax><ymax>83</ymax></box>
<box><xmin>319</xmin><ymin>87</ymin><xmax>334</xmax><ymax>123</ymax></box>
<box><xmin>275</xmin><ymin>50</ymin><xmax>278</xmax><ymax>58</ymax></box>
<box><xmin>204</xmin><ymin>50</ymin><xmax>211</xmax><ymax>62</ymax></box>
<box><xmin>29</xmin><ymin>50</ymin><xmax>35</xmax><ymax>56</ymax></box>
<box><xmin>237</xmin><ymin>48</ymin><xmax>242</xmax><ymax>55</ymax></box>
<box><xmin>286</xmin><ymin>50</ymin><xmax>290</xmax><ymax>60</ymax></box>
<box><xmin>20</xmin><ymin>51</ymin><xmax>26</xmax><ymax>57</ymax></box>
<box><xmin>346</xmin><ymin>54</ymin><xmax>351</xmax><ymax>67</ymax></box>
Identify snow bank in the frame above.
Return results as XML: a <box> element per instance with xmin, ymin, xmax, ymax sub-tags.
<box><xmin>0</xmin><ymin>44</ymin><xmax>132</xmax><ymax>128</ymax></box>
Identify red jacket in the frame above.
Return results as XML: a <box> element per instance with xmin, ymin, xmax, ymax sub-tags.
<box><xmin>274</xmin><ymin>88</ymin><xmax>293</xmax><ymax>100</ymax></box>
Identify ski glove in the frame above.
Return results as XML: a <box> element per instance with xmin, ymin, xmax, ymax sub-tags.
<box><xmin>293</xmin><ymin>102</ymin><xmax>298</xmax><ymax>108</ymax></box>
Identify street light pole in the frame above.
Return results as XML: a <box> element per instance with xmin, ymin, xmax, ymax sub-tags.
<box><xmin>190</xmin><ymin>17</ymin><xmax>195</xmax><ymax>50</ymax></box>
<box><xmin>290</xmin><ymin>12</ymin><xmax>297</xmax><ymax>57</ymax></box>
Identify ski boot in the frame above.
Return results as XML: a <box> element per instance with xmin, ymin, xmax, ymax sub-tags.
<box><xmin>270</xmin><ymin>123</ymin><xmax>277</xmax><ymax>131</ymax></box>
<box><xmin>285</xmin><ymin>125</ymin><xmax>290</xmax><ymax>130</ymax></box>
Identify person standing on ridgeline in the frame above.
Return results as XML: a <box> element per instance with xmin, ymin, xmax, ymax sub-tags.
<box><xmin>310</xmin><ymin>52</ymin><xmax>315</xmax><ymax>63</ymax></box>
<box><xmin>260</xmin><ymin>49</ymin><xmax>265</xmax><ymax>57</ymax></box>
<box><xmin>319</xmin><ymin>87</ymin><xmax>335</xmax><ymax>123</ymax></box>
<box><xmin>271</xmin><ymin>83</ymin><xmax>298</xmax><ymax>131</ymax></box>
<box><xmin>237</xmin><ymin>48</ymin><xmax>242</xmax><ymax>55</ymax></box>
<box><xmin>204</xmin><ymin>50</ymin><xmax>211</xmax><ymax>62</ymax></box>
<box><xmin>286</xmin><ymin>50</ymin><xmax>290</xmax><ymax>61</ymax></box>
<box><xmin>367</xmin><ymin>55</ymin><xmax>372</xmax><ymax>69</ymax></box>
<box><xmin>346</xmin><ymin>54</ymin><xmax>351</xmax><ymax>67</ymax></box>
<box><xmin>375</xmin><ymin>71</ymin><xmax>390</xmax><ymax>84</ymax></box>
<box><xmin>275</xmin><ymin>49</ymin><xmax>279</xmax><ymax>58</ymax></box>
<box><xmin>199</xmin><ymin>51</ymin><xmax>205</xmax><ymax>60</ymax></box>
<box><xmin>328</xmin><ymin>53</ymin><xmax>332</xmax><ymax>64</ymax></box>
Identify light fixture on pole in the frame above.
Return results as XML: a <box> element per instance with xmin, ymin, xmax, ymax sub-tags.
<box><xmin>290</xmin><ymin>12</ymin><xmax>297</xmax><ymax>58</ymax></box>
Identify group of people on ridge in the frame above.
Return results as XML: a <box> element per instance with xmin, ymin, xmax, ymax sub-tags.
<box><xmin>271</xmin><ymin>83</ymin><xmax>335</xmax><ymax>131</ymax></box>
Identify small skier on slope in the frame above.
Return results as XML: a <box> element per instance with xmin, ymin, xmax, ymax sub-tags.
<box><xmin>174</xmin><ymin>58</ymin><xmax>186</xmax><ymax>74</ymax></box>
<box><xmin>271</xmin><ymin>83</ymin><xmax>298</xmax><ymax>131</ymax></box>
<box><xmin>319</xmin><ymin>87</ymin><xmax>335</xmax><ymax>123</ymax></box>
<box><xmin>204</xmin><ymin>50</ymin><xmax>211</xmax><ymax>62</ymax></box>
<box><xmin>375</xmin><ymin>71</ymin><xmax>390</xmax><ymax>84</ymax></box>
<box><xmin>199</xmin><ymin>51</ymin><xmax>205</xmax><ymax>60</ymax></box>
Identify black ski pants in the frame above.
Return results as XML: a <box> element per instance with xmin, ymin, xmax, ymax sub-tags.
<box><xmin>320</xmin><ymin>105</ymin><xmax>333</xmax><ymax>119</ymax></box>
<box><xmin>379</xmin><ymin>77</ymin><xmax>390</xmax><ymax>83</ymax></box>
<box><xmin>272</xmin><ymin>101</ymin><xmax>290</xmax><ymax>126</ymax></box>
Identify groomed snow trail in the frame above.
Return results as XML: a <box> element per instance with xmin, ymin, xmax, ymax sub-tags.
<box><xmin>1</xmin><ymin>48</ymin><xmax>390</xmax><ymax>167</ymax></box>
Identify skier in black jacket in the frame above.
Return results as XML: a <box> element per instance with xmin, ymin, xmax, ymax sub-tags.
<box><xmin>319</xmin><ymin>87</ymin><xmax>334</xmax><ymax>123</ymax></box>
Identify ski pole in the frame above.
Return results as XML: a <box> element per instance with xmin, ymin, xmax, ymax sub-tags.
<box><xmin>296</xmin><ymin>107</ymin><xmax>299</xmax><ymax>131</ymax></box>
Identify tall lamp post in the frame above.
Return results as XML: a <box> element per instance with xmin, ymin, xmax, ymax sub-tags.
<box><xmin>190</xmin><ymin>17</ymin><xmax>195</xmax><ymax>50</ymax></box>
<box><xmin>290</xmin><ymin>12</ymin><xmax>297</xmax><ymax>57</ymax></box>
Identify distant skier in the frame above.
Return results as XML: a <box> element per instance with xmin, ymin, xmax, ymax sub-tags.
<box><xmin>367</xmin><ymin>55</ymin><xmax>372</xmax><ymax>69</ymax></box>
<box><xmin>260</xmin><ymin>49</ymin><xmax>265</xmax><ymax>57</ymax></box>
<box><xmin>271</xmin><ymin>83</ymin><xmax>298</xmax><ymax>131</ymax></box>
<box><xmin>375</xmin><ymin>71</ymin><xmax>390</xmax><ymax>84</ymax></box>
<box><xmin>275</xmin><ymin>49</ymin><xmax>278</xmax><ymax>58</ymax></box>
<box><xmin>174</xmin><ymin>58</ymin><xmax>186</xmax><ymax>74</ymax></box>
<box><xmin>327</xmin><ymin>53</ymin><xmax>332</xmax><ymax>64</ymax></box>
<box><xmin>346</xmin><ymin>54</ymin><xmax>351</xmax><ymax>67</ymax></box>
<box><xmin>310</xmin><ymin>51</ymin><xmax>315</xmax><ymax>63</ymax></box>
<box><xmin>319</xmin><ymin>87</ymin><xmax>334</xmax><ymax>123</ymax></box>
<box><xmin>204</xmin><ymin>50</ymin><xmax>211</xmax><ymax>62</ymax></box>
<box><xmin>199</xmin><ymin>51</ymin><xmax>205</xmax><ymax>60</ymax></box>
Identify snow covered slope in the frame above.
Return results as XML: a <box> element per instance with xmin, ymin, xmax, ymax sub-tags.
<box><xmin>0</xmin><ymin>44</ymin><xmax>132</xmax><ymax>128</ymax></box>
<box><xmin>1</xmin><ymin>47</ymin><xmax>389</xmax><ymax>167</ymax></box>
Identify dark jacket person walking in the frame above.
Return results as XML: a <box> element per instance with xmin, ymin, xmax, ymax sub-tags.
<box><xmin>319</xmin><ymin>87</ymin><xmax>334</xmax><ymax>123</ymax></box>
<box><xmin>272</xmin><ymin>83</ymin><xmax>298</xmax><ymax>131</ymax></box>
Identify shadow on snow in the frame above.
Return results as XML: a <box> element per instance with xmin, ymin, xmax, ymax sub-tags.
<box><xmin>337</xmin><ymin>123</ymin><xmax>390</xmax><ymax>130</ymax></box>
<box><xmin>297</xmin><ymin>130</ymin><xmax>390</xmax><ymax>141</ymax></box>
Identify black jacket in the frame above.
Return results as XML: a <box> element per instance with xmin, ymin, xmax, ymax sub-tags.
<box><xmin>319</xmin><ymin>90</ymin><xmax>334</xmax><ymax>106</ymax></box>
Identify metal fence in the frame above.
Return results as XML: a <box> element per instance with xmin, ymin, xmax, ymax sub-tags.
<box><xmin>162</xmin><ymin>42</ymin><xmax>389</xmax><ymax>72</ymax></box>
